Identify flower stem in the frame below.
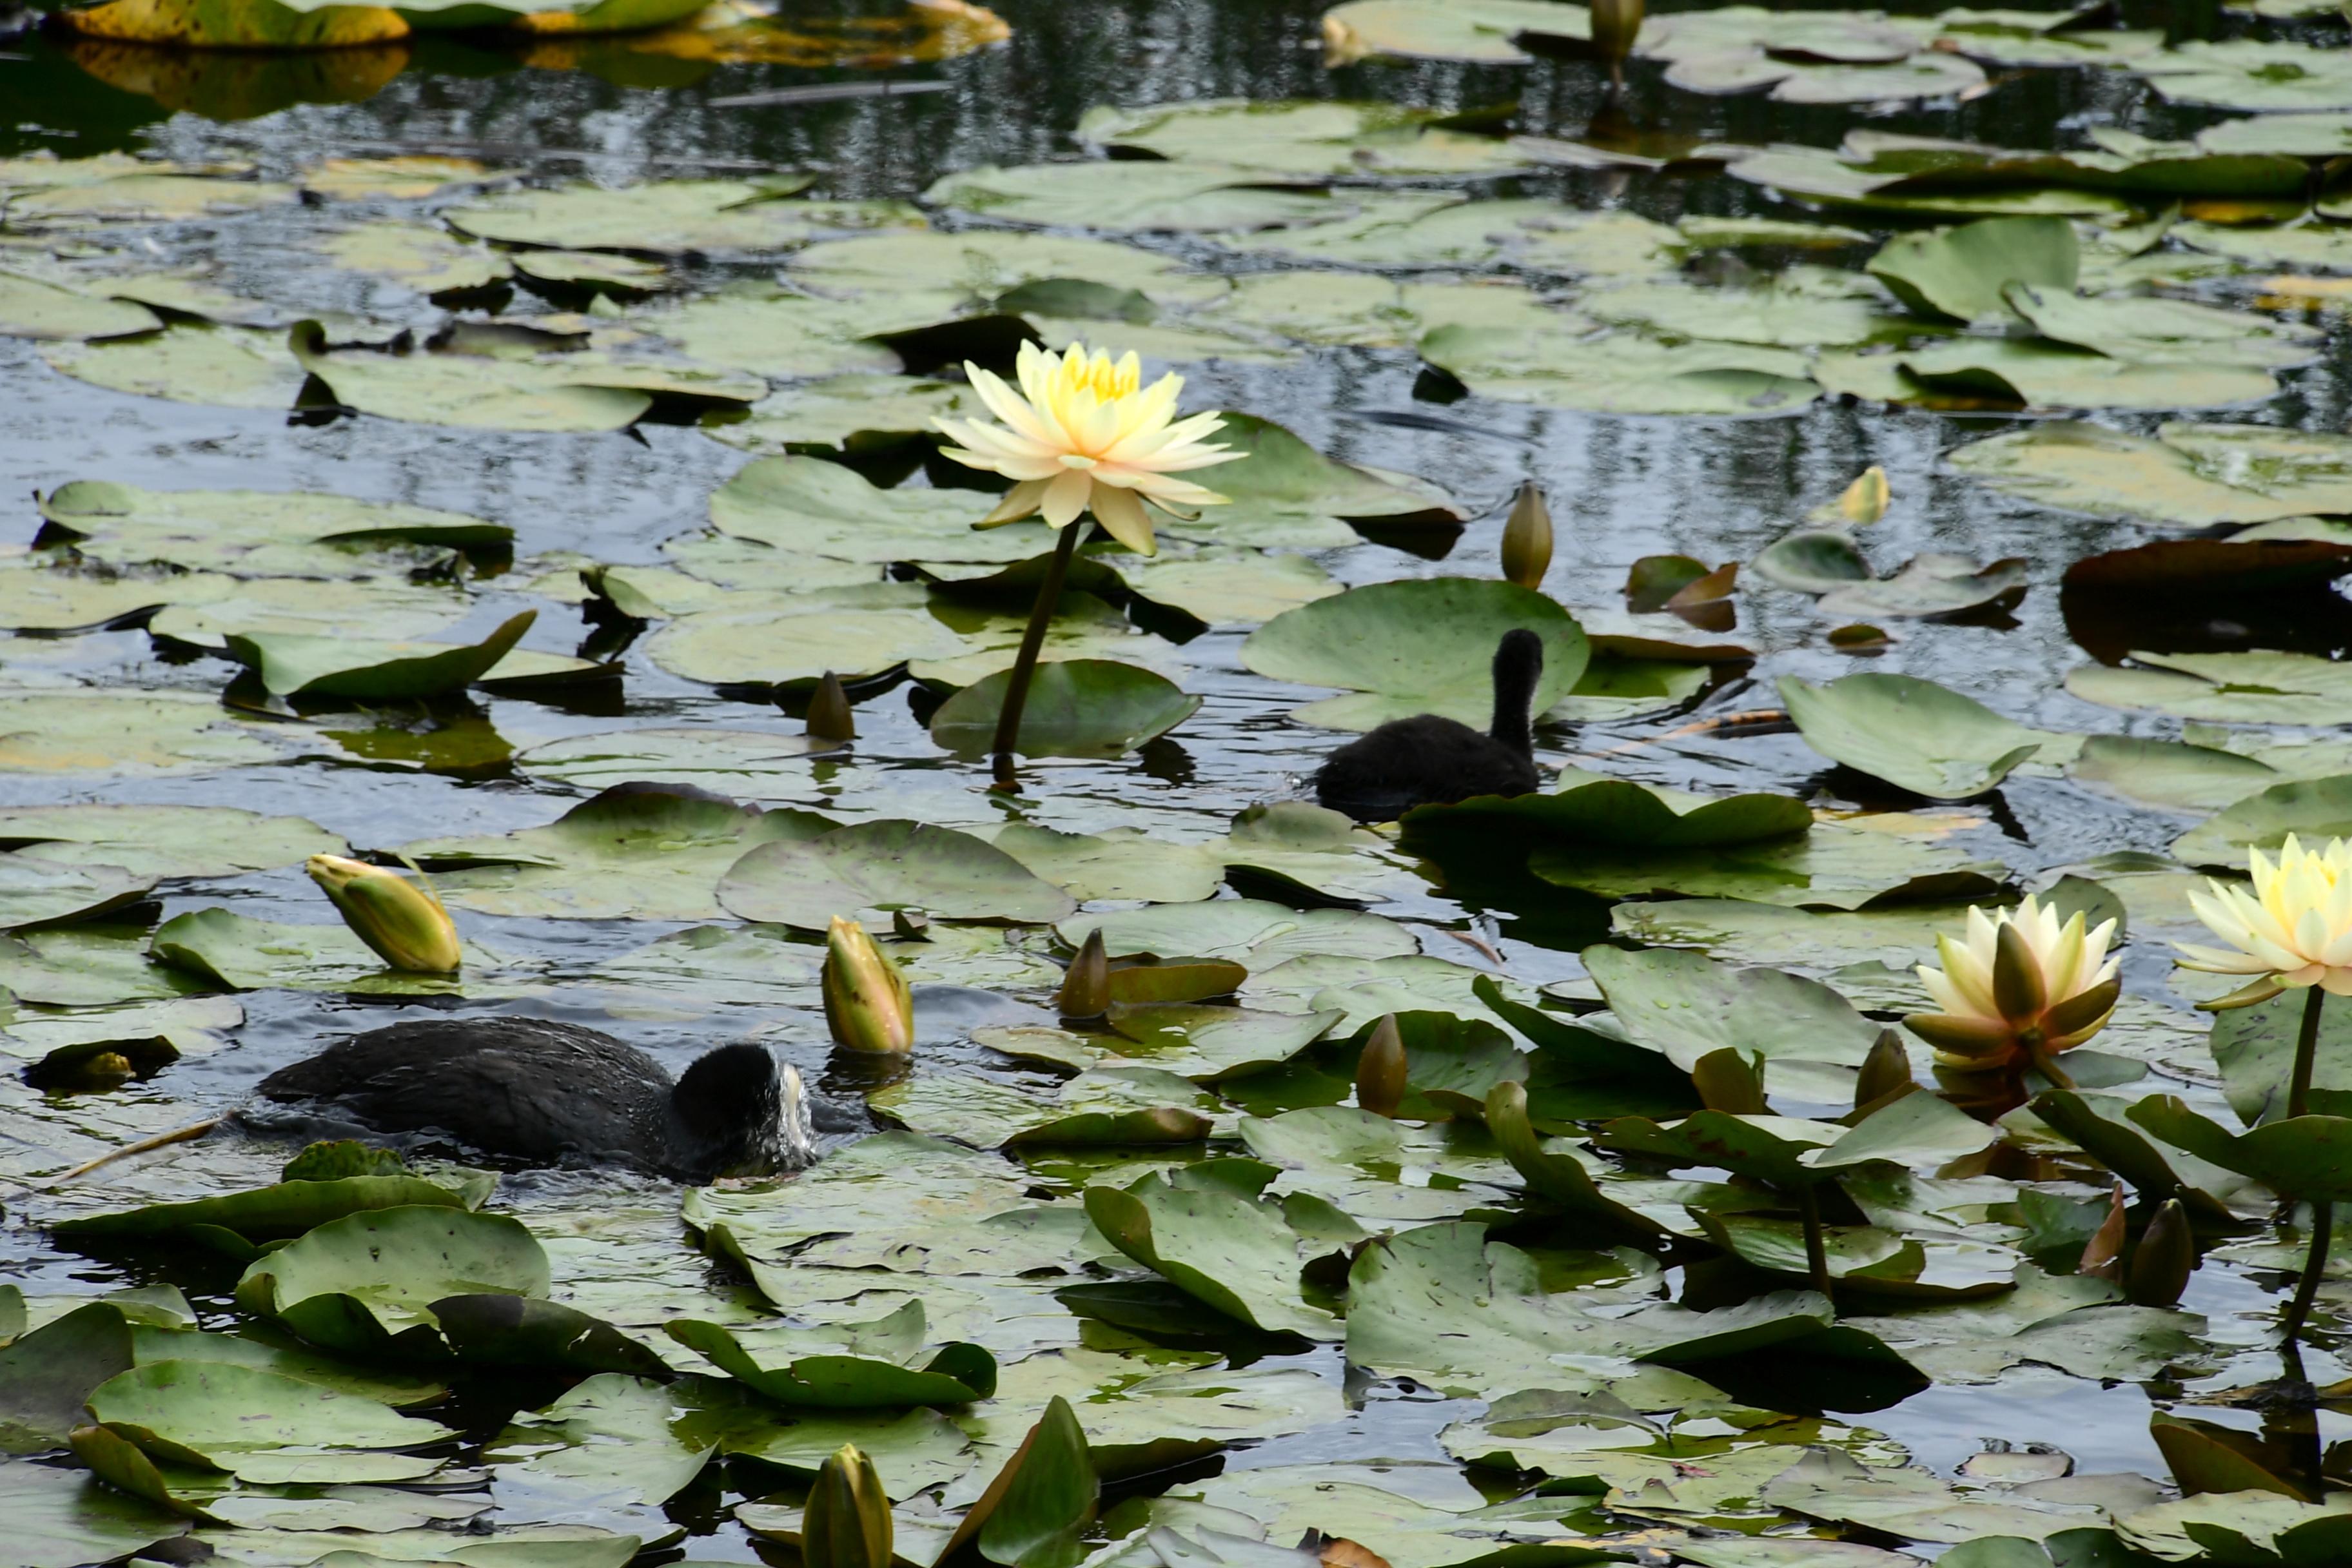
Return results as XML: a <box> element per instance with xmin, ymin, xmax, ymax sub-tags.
<box><xmin>2284</xmin><ymin>1198</ymin><xmax>2333</xmax><ymax>1349</ymax></box>
<box><xmin>2290</xmin><ymin>985</ymin><xmax>2327</xmax><ymax>1121</ymax></box>
<box><xmin>1797</xmin><ymin>1184</ymin><xmax>1836</xmax><ymax>1313</ymax></box>
<box><xmin>990</xmin><ymin>523</ymin><xmax>1083</xmax><ymax>790</ymax></box>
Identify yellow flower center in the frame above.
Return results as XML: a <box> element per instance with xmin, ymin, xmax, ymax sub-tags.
<box><xmin>1055</xmin><ymin>346</ymin><xmax>1140</xmax><ymax>403</ymax></box>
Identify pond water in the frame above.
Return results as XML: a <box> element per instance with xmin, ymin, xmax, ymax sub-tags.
<box><xmin>8</xmin><ymin>0</ymin><xmax>2352</xmax><ymax>1562</ymax></box>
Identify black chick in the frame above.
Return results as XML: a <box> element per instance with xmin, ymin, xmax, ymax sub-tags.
<box><xmin>1313</xmin><ymin>629</ymin><xmax>1544</xmax><ymax>822</ymax></box>
<box><xmin>255</xmin><ymin>1017</ymin><xmax>813</xmax><ymax>1182</ymax></box>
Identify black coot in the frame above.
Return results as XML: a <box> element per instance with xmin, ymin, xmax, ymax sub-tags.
<box><xmin>255</xmin><ymin>1017</ymin><xmax>814</xmax><ymax>1182</ymax></box>
<box><xmin>1313</xmin><ymin>629</ymin><xmax>1544</xmax><ymax>822</ymax></box>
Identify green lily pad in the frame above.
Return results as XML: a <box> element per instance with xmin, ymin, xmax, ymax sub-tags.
<box><xmin>710</xmin><ymin>454</ymin><xmax>1059</xmax><ymax>565</ymax></box>
<box><xmin>1241</xmin><ymin>578</ymin><xmax>1586</xmax><ymax>731</ymax></box>
<box><xmin>484</xmin><ymin>1373</ymin><xmax>712</xmax><ymax>1511</ymax></box>
<box><xmin>41</xmin><ymin>321</ymin><xmax>304</xmax><ymax>409</ymax></box>
<box><xmin>1062</xmin><ymin>901</ymin><xmax>1418</xmax><ymax>965</ymax></box>
<box><xmin>0</xmin><ymin>268</ymin><xmax>162</xmax><ymax>340</ymax></box>
<box><xmin>988</xmin><ymin>826</ymin><xmax>1224</xmax><ymax>905</ymax></box>
<box><xmin>789</xmin><ymin>230</ymin><xmax>1230</xmax><ymax>310</ymax></box>
<box><xmin>1402</xmin><ymin>774</ymin><xmax>1808</xmax><ymax>853</ymax></box>
<box><xmin>1318</xmin><ymin>0</ymin><xmax>1591</xmax><ymax>64</ymax></box>
<box><xmin>1077</xmin><ymin>99</ymin><xmax>1527</xmax><ymax>179</ymax></box>
<box><xmin>2067</xmin><ymin>650</ymin><xmax>2352</xmax><ymax>726</ymax></box>
<box><xmin>2171</xmin><ymin>774</ymin><xmax>2352</xmax><ymax>868</ymax></box>
<box><xmin>0</xmin><ymin>690</ymin><xmax>288</xmax><ymax>777</ymax></box>
<box><xmin>0</xmin><ymin>854</ymin><xmax>151</xmax><ymax>932</ymax></box>
<box><xmin>1583</xmin><ymin>945</ymin><xmax>1879</xmax><ymax>1099</ymax></box>
<box><xmin>983</xmin><ymin>1006</ymin><xmax>1342</xmax><ymax>1083</ymax></box>
<box><xmin>670</xmin><ymin>1303</ymin><xmax>996</xmax><ymax>1409</ymax></box>
<box><xmin>930</xmin><ymin>660</ymin><xmax>1200</xmax><ymax>760</ymax></box>
<box><xmin>316</xmin><ymin>221</ymin><xmax>509</xmax><ymax>295</ymax></box>
<box><xmin>291</xmin><ymin>320</ymin><xmax>763</xmax><ymax>431</ymax></box>
<box><xmin>703</xmin><ymin>373</ymin><xmax>974</xmax><ymax>457</ymax></box>
<box><xmin>2139</xmin><ymin>39</ymin><xmax>2352</xmax><ymax>112</ymax></box>
<box><xmin>235</xmin><ymin>1205</ymin><xmax>550</xmax><ymax>1360</ymax></box>
<box><xmin>925</xmin><ymin>161</ymin><xmax>1340</xmax><ymax>233</ymax></box>
<box><xmin>1867</xmin><ymin>216</ymin><xmax>2077</xmax><ymax>322</ymax></box>
<box><xmin>38</xmin><ymin>479</ymin><xmax>510</xmax><ymax>576</ymax></box>
<box><xmin>1946</xmin><ymin>420</ymin><xmax>2347</xmax><ymax>527</ymax></box>
<box><xmin>1529</xmin><ymin>814</ymin><xmax>2001</xmax><ymax>912</ymax></box>
<box><xmin>0</xmin><ymin>804</ymin><xmax>332</xmax><ymax>883</ymax></box>
<box><xmin>1778</xmin><ymin>672</ymin><xmax>2073</xmax><ymax>799</ymax></box>
<box><xmin>220</xmin><ymin>608</ymin><xmax>536</xmax><ymax>700</ymax></box>
<box><xmin>405</xmin><ymin>786</ymin><xmax>831</xmax><ymax>923</ymax></box>
<box><xmin>1814</xmin><ymin>554</ymin><xmax>2030</xmax><ymax>621</ymax></box>
<box><xmin>873</xmin><ymin>1066</ymin><xmax>1219</xmax><ymax>1152</ymax></box>
<box><xmin>1240</xmin><ymin>1105</ymin><xmax>1516</xmax><ymax>1223</ymax></box>
<box><xmin>719</xmin><ymin>819</ymin><xmax>1077</xmax><ymax>930</ymax></box>
<box><xmin>86</xmin><ymin>1359</ymin><xmax>454</xmax><ymax>1484</ymax></box>
<box><xmin>0</xmin><ymin>1453</ymin><xmax>185</xmax><ymax>1568</ymax></box>
<box><xmin>1420</xmin><ymin>321</ymin><xmax>1819</xmax><ymax>416</ymax></box>
<box><xmin>447</xmin><ymin>179</ymin><xmax>919</xmax><ymax>255</ymax></box>
<box><xmin>53</xmin><ymin>1164</ymin><xmax>487</xmax><ymax>1245</ymax></box>
<box><xmin>512</xmin><ymin>726</ymin><xmax>844</xmax><ymax>798</ymax></box>
<box><xmin>0</xmin><ymin>1301</ymin><xmax>135</xmax><ymax>1453</ymax></box>
<box><xmin>1083</xmin><ymin>1160</ymin><xmax>1357</xmax><ymax>1338</ymax></box>
<box><xmin>1164</xmin><ymin>412</ymin><xmax>1465</xmax><ymax>549</ymax></box>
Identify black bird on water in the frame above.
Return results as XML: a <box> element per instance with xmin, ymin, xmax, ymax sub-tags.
<box><xmin>256</xmin><ymin>1017</ymin><xmax>815</xmax><ymax>1182</ymax></box>
<box><xmin>1313</xmin><ymin>629</ymin><xmax>1545</xmax><ymax>822</ymax></box>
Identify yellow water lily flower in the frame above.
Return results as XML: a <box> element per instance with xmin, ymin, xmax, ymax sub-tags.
<box><xmin>933</xmin><ymin>340</ymin><xmax>1240</xmax><ymax>554</ymax></box>
<box><xmin>306</xmin><ymin>853</ymin><xmax>461</xmax><ymax>974</ymax></box>
<box><xmin>2179</xmin><ymin>834</ymin><xmax>2352</xmax><ymax>998</ymax></box>
<box><xmin>1906</xmin><ymin>894</ymin><xmax>2119</xmax><ymax>1113</ymax></box>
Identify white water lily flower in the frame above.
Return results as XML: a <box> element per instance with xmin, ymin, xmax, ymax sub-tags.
<box><xmin>1906</xmin><ymin>895</ymin><xmax>2120</xmax><ymax>1098</ymax></box>
<box><xmin>2179</xmin><ymin>834</ymin><xmax>2352</xmax><ymax>997</ymax></box>
<box><xmin>933</xmin><ymin>340</ymin><xmax>1240</xmax><ymax>554</ymax></box>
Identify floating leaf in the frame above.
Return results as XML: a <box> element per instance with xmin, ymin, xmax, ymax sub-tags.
<box><xmin>930</xmin><ymin>660</ymin><xmax>1199</xmax><ymax>759</ymax></box>
<box><xmin>235</xmin><ymin>1205</ymin><xmax>550</xmax><ymax>1359</ymax></box>
<box><xmin>1779</xmin><ymin>672</ymin><xmax>2072</xmax><ymax>799</ymax></box>
<box><xmin>1241</xmin><ymin>578</ymin><xmax>1586</xmax><ymax>730</ymax></box>
<box><xmin>720</xmin><ymin>819</ymin><xmax>1076</xmax><ymax>930</ymax></box>
<box><xmin>1083</xmin><ymin>1160</ymin><xmax>1357</xmax><ymax>1338</ymax></box>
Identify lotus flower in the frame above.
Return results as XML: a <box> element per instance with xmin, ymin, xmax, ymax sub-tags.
<box><xmin>2177</xmin><ymin>834</ymin><xmax>2352</xmax><ymax>1000</ymax></box>
<box><xmin>306</xmin><ymin>854</ymin><xmax>460</xmax><ymax>974</ymax></box>
<box><xmin>823</xmin><ymin>916</ymin><xmax>914</xmax><ymax>1055</ymax></box>
<box><xmin>1906</xmin><ymin>895</ymin><xmax>2119</xmax><ymax>1113</ymax></box>
<box><xmin>933</xmin><ymin>340</ymin><xmax>1240</xmax><ymax>556</ymax></box>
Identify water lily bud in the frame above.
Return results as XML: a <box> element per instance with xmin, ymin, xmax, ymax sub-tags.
<box><xmin>306</xmin><ymin>854</ymin><xmax>460</xmax><ymax>974</ymax></box>
<box><xmin>1908</xmin><ymin>895</ymin><xmax>2119</xmax><ymax>1117</ymax></box>
<box><xmin>1499</xmin><ymin>481</ymin><xmax>1553</xmax><ymax>591</ymax></box>
<box><xmin>1357</xmin><ymin>1014</ymin><xmax>1407</xmax><ymax>1117</ymax></box>
<box><xmin>1059</xmin><ymin>929</ymin><xmax>1110</xmax><ymax>1019</ymax></box>
<box><xmin>1838</xmin><ymin>466</ymin><xmax>1890</xmax><ymax>525</ymax></box>
<box><xmin>823</xmin><ymin>916</ymin><xmax>914</xmax><ymax>1056</ymax></box>
<box><xmin>2127</xmin><ymin>1198</ymin><xmax>2196</xmax><ymax>1308</ymax></box>
<box><xmin>2080</xmin><ymin>1183</ymin><xmax>2126</xmax><ymax>1284</ymax></box>
<box><xmin>807</xmin><ymin>672</ymin><xmax>856</xmax><ymax>743</ymax></box>
<box><xmin>1853</xmin><ymin>1028</ymin><xmax>1915</xmax><ymax>1110</ymax></box>
<box><xmin>1692</xmin><ymin>1046</ymin><xmax>1767</xmax><ymax>1115</ymax></box>
<box><xmin>1589</xmin><ymin>0</ymin><xmax>1642</xmax><ymax>62</ymax></box>
<box><xmin>803</xmin><ymin>1442</ymin><xmax>892</xmax><ymax>1568</ymax></box>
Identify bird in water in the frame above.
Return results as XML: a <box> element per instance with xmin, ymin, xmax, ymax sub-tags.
<box><xmin>255</xmin><ymin>1017</ymin><xmax>816</xmax><ymax>1182</ymax></box>
<box><xmin>1313</xmin><ymin>629</ymin><xmax>1544</xmax><ymax>822</ymax></box>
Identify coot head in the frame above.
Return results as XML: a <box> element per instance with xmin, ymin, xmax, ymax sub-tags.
<box><xmin>667</xmin><ymin>1043</ymin><xmax>815</xmax><ymax>1181</ymax></box>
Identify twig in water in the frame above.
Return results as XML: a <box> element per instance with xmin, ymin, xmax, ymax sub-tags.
<box><xmin>50</xmin><ymin>1117</ymin><xmax>223</xmax><ymax>1186</ymax></box>
<box><xmin>1580</xmin><ymin>707</ymin><xmax>1790</xmax><ymax>760</ymax></box>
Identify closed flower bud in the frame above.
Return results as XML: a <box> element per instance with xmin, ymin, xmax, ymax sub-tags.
<box><xmin>807</xmin><ymin>672</ymin><xmax>857</xmax><ymax>743</ymax></box>
<box><xmin>1839</xmin><ymin>466</ymin><xmax>1890</xmax><ymax>525</ymax></box>
<box><xmin>1908</xmin><ymin>895</ymin><xmax>2119</xmax><ymax>1117</ymax></box>
<box><xmin>823</xmin><ymin>917</ymin><xmax>914</xmax><ymax>1056</ymax></box>
<box><xmin>306</xmin><ymin>854</ymin><xmax>461</xmax><ymax>974</ymax></box>
<box><xmin>803</xmin><ymin>1442</ymin><xmax>892</xmax><ymax>1568</ymax></box>
<box><xmin>2127</xmin><ymin>1198</ymin><xmax>2196</xmax><ymax>1308</ymax></box>
<box><xmin>1853</xmin><ymin>1028</ymin><xmax>1916</xmax><ymax>1111</ymax></box>
<box><xmin>1058</xmin><ymin>928</ymin><xmax>1109</xmax><ymax>1019</ymax></box>
<box><xmin>1356</xmin><ymin>1014</ymin><xmax>1407</xmax><ymax>1118</ymax></box>
<box><xmin>1589</xmin><ymin>0</ymin><xmax>1642</xmax><ymax>63</ymax></box>
<box><xmin>1500</xmin><ymin>481</ymin><xmax>1553</xmax><ymax>591</ymax></box>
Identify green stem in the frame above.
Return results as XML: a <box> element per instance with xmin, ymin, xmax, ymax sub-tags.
<box><xmin>2284</xmin><ymin>1199</ymin><xmax>2334</xmax><ymax>1349</ymax></box>
<box><xmin>989</xmin><ymin>523</ymin><xmax>1083</xmax><ymax>789</ymax></box>
<box><xmin>2290</xmin><ymin>985</ymin><xmax>2327</xmax><ymax>1122</ymax></box>
<box><xmin>1797</xmin><ymin>1184</ymin><xmax>1835</xmax><ymax>1313</ymax></box>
